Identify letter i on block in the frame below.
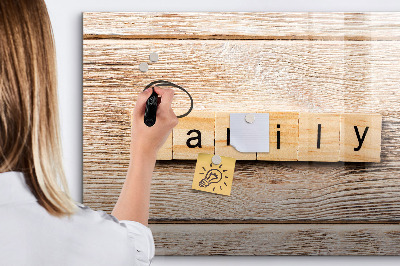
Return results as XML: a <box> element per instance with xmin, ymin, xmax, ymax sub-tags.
<box><xmin>257</xmin><ymin>112</ymin><xmax>299</xmax><ymax>161</ymax></box>
<box><xmin>172</xmin><ymin>111</ymin><xmax>215</xmax><ymax>160</ymax></box>
<box><xmin>339</xmin><ymin>114</ymin><xmax>382</xmax><ymax>162</ymax></box>
<box><xmin>298</xmin><ymin>113</ymin><xmax>340</xmax><ymax>162</ymax></box>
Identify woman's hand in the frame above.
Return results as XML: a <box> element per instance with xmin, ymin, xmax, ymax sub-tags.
<box><xmin>112</xmin><ymin>87</ymin><xmax>178</xmax><ymax>224</ymax></box>
<box><xmin>130</xmin><ymin>86</ymin><xmax>178</xmax><ymax>157</ymax></box>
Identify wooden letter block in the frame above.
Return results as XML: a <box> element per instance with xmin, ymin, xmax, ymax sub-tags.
<box><xmin>215</xmin><ymin>112</ymin><xmax>256</xmax><ymax>160</ymax></box>
<box><xmin>257</xmin><ymin>112</ymin><xmax>299</xmax><ymax>161</ymax></box>
<box><xmin>339</xmin><ymin>114</ymin><xmax>382</xmax><ymax>162</ymax></box>
<box><xmin>173</xmin><ymin>111</ymin><xmax>215</xmax><ymax>160</ymax></box>
<box><xmin>157</xmin><ymin>133</ymin><xmax>172</xmax><ymax>160</ymax></box>
<box><xmin>298</xmin><ymin>113</ymin><xmax>340</xmax><ymax>162</ymax></box>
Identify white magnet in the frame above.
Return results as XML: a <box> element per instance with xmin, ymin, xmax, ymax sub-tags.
<box><xmin>139</xmin><ymin>62</ymin><xmax>148</xmax><ymax>72</ymax></box>
<box><xmin>245</xmin><ymin>113</ymin><xmax>255</xmax><ymax>124</ymax></box>
<box><xmin>211</xmin><ymin>155</ymin><xmax>222</xmax><ymax>165</ymax></box>
<box><xmin>230</xmin><ymin>113</ymin><xmax>270</xmax><ymax>153</ymax></box>
<box><xmin>149</xmin><ymin>52</ymin><xmax>159</xmax><ymax>62</ymax></box>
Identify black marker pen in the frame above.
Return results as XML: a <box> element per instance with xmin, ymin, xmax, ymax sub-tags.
<box><xmin>144</xmin><ymin>87</ymin><xmax>158</xmax><ymax>127</ymax></box>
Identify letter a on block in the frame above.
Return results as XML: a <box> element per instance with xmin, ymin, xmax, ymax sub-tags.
<box><xmin>298</xmin><ymin>113</ymin><xmax>340</xmax><ymax>162</ymax></box>
<box><xmin>339</xmin><ymin>114</ymin><xmax>382</xmax><ymax>162</ymax></box>
<box><xmin>173</xmin><ymin>111</ymin><xmax>215</xmax><ymax>160</ymax></box>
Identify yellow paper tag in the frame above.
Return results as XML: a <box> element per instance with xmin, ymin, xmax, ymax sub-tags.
<box><xmin>192</xmin><ymin>153</ymin><xmax>236</xmax><ymax>196</ymax></box>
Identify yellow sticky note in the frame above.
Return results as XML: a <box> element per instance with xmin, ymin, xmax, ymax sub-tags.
<box><xmin>192</xmin><ymin>153</ymin><xmax>236</xmax><ymax>196</ymax></box>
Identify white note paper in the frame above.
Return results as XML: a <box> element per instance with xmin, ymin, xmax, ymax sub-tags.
<box><xmin>230</xmin><ymin>113</ymin><xmax>269</xmax><ymax>153</ymax></box>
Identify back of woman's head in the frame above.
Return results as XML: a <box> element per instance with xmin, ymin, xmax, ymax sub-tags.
<box><xmin>0</xmin><ymin>0</ymin><xmax>76</xmax><ymax>216</ymax></box>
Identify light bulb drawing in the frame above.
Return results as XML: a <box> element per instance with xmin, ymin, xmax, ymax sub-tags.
<box><xmin>198</xmin><ymin>163</ymin><xmax>229</xmax><ymax>192</ymax></box>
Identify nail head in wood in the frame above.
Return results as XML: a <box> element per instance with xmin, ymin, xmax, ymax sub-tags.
<box><xmin>139</xmin><ymin>62</ymin><xmax>149</xmax><ymax>72</ymax></box>
<box><xmin>149</xmin><ymin>52</ymin><xmax>159</xmax><ymax>62</ymax></box>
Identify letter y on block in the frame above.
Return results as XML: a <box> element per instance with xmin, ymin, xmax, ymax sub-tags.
<box><xmin>340</xmin><ymin>114</ymin><xmax>381</xmax><ymax>162</ymax></box>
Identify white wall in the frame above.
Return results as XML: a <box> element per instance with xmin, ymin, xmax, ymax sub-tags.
<box><xmin>45</xmin><ymin>0</ymin><xmax>400</xmax><ymax>265</ymax></box>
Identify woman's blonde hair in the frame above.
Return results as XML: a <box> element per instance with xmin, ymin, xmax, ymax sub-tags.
<box><xmin>0</xmin><ymin>0</ymin><xmax>76</xmax><ymax>216</ymax></box>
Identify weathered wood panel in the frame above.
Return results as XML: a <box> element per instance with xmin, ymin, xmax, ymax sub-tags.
<box><xmin>83</xmin><ymin>13</ymin><xmax>400</xmax><ymax>255</ymax></box>
<box><xmin>83</xmin><ymin>12</ymin><xmax>400</xmax><ymax>41</ymax></box>
<box><xmin>149</xmin><ymin>224</ymin><xmax>400</xmax><ymax>255</ymax></box>
<box><xmin>83</xmin><ymin>40</ymin><xmax>400</xmax><ymax>221</ymax></box>
<box><xmin>84</xmin><ymin>160</ymin><xmax>400</xmax><ymax>222</ymax></box>
<box><xmin>83</xmin><ymin>40</ymin><xmax>400</xmax><ymax>117</ymax></box>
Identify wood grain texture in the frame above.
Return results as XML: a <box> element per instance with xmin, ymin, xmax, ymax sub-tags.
<box><xmin>83</xmin><ymin>40</ymin><xmax>400</xmax><ymax>116</ymax></box>
<box><xmin>83</xmin><ymin>39</ymin><xmax>400</xmax><ymax>220</ymax></box>
<box><xmin>150</xmin><ymin>224</ymin><xmax>400</xmax><ymax>255</ymax></box>
<box><xmin>83</xmin><ymin>13</ymin><xmax>400</xmax><ymax>255</ymax></box>
<box><xmin>83</xmin><ymin>12</ymin><xmax>400</xmax><ymax>41</ymax></box>
<box><xmin>298</xmin><ymin>113</ymin><xmax>341</xmax><ymax>162</ymax></box>
<box><xmin>257</xmin><ymin>112</ymin><xmax>299</xmax><ymax>161</ymax></box>
<box><xmin>340</xmin><ymin>114</ymin><xmax>382</xmax><ymax>162</ymax></box>
<box><xmin>84</xmin><ymin>160</ymin><xmax>400</xmax><ymax>222</ymax></box>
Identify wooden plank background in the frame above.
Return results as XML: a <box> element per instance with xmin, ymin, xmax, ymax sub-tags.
<box><xmin>83</xmin><ymin>12</ymin><xmax>400</xmax><ymax>255</ymax></box>
<box><xmin>83</xmin><ymin>12</ymin><xmax>400</xmax><ymax>40</ymax></box>
<box><xmin>150</xmin><ymin>224</ymin><xmax>400</xmax><ymax>255</ymax></box>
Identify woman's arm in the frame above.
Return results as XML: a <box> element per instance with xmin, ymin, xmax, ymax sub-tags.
<box><xmin>112</xmin><ymin>87</ymin><xmax>178</xmax><ymax>225</ymax></box>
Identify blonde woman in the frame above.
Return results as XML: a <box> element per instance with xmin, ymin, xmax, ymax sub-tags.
<box><xmin>0</xmin><ymin>0</ymin><xmax>178</xmax><ymax>265</ymax></box>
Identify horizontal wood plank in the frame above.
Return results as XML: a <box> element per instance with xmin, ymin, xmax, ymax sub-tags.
<box><xmin>83</xmin><ymin>160</ymin><xmax>400</xmax><ymax>222</ymax></box>
<box><xmin>83</xmin><ymin>12</ymin><xmax>400</xmax><ymax>41</ymax></box>
<box><xmin>83</xmin><ymin>40</ymin><xmax>400</xmax><ymax>116</ymax></box>
<box><xmin>149</xmin><ymin>223</ymin><xmax>400</xmax><ymax>255</ymax></box>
